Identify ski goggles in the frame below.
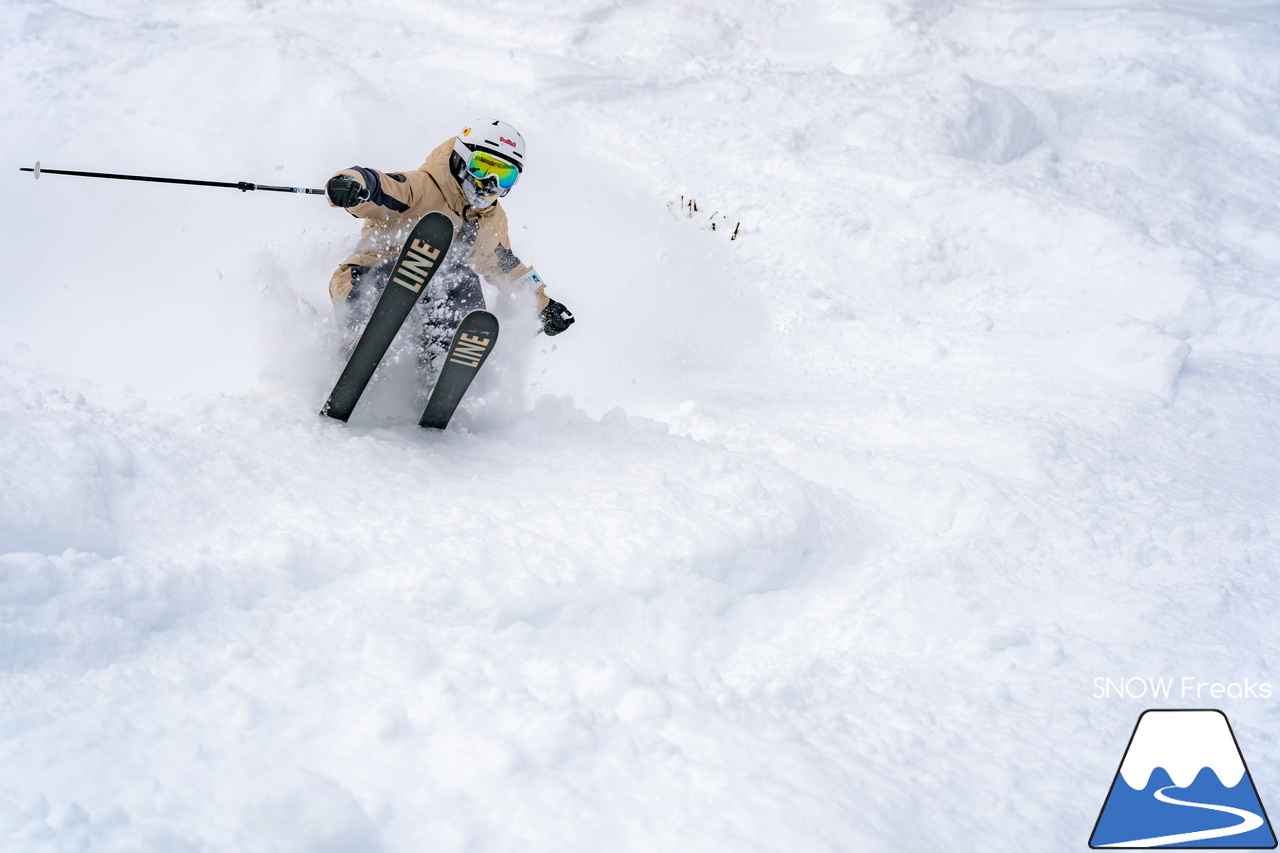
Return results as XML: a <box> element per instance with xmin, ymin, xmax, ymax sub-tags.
<box><xmin>460</xmin><ymin>146</ymin><xmax>521</xmax><ymax>192</ymax></box>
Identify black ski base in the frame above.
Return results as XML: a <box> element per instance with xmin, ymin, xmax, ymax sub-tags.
<box><xmin>419</xmin><ymin>310</ymin><xmax>500</xmax><ymax>430</ymax></box>
<box><xmin>321</xmin><ymin>212</ymin><xmax>454</xmax><ymax>422</ymax></box>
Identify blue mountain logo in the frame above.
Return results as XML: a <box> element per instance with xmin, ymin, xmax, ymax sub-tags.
<box><xmin>1091</xmin><ymin>709</ymin><xmax>1277</xmax><ymax>848</ymax></box>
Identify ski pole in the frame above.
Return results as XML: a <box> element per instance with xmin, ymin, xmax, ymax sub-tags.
<box><xmin>19</xmin><ymin>161</ymin><xmax>324</xmax><ymax>194</ymax></box>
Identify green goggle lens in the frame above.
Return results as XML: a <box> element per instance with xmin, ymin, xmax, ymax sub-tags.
<box><xmin>466</xmin><ymin>151</ymin><xmax>520</xmax><ymax>191</ymax></box>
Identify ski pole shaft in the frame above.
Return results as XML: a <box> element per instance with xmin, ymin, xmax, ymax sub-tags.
<box><xmin>19</xmin><ymin>162</ymin><xmax>324</xmax><ymax>194</ymax></box>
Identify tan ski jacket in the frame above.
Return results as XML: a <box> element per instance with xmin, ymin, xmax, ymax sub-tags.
<box><xmin>326</xmin><ymin>138</ymin><xmax>549</xmax><ymax>311</ymax></box>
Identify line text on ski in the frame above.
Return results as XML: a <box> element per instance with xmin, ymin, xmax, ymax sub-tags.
<box><xmin>393</xmin><ymin>239</ymin><xmax>442</xmax><ymax>293</ymax></box>
<box><xmin>449</xmin><ymin>333</ymin><xmax>491</xmax><ymax>368</ymax></box>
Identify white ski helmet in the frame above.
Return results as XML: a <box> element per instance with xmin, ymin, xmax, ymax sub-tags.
<box><xmin>451</xmin><ymin>119</ymin><xmax>526</xmax><ymax>207</ymax></box>
<box><xmin>457</xmin><ymin>118</ymin><xmax>525</xmax><ymax>169</ymax></box>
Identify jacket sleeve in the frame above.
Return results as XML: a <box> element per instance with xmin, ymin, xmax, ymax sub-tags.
<box><xmin>328</xmin><ymin>166</ymin><xmax>418</xmax><ymax>220</ymax></box>
<box><xmin>471</xmin><ymin>206</ymin><xmax>551</xmax><ymax>310</ymax></box>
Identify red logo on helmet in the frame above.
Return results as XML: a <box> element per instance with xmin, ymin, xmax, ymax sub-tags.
<box><xmin>500</xmin><ymin>136</ymin><xmax>516</xmax><ymax>147</ymax></box>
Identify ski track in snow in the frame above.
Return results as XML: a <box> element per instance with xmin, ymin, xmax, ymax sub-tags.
<box><xmin>2</xmin><ymin>1</ymin><xmax>1280</xmax><ymax>851</ymax></box>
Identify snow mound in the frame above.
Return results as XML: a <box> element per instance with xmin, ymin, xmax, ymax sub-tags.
<box><xmin>944</xmin><ymin>77</ymin><xmax>1046</xmax><ymax>165</ymax></box>
<box><xmin>1078</xmin><ymin>318</ymin><xmax>1192</xmax><ymax>401</ymax></box>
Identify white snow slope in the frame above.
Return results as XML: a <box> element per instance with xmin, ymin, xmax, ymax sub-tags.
<box><xmin>3</xmin><ymin>1</ymin><xmax>1280</xmax><ymax>850</ymax></box>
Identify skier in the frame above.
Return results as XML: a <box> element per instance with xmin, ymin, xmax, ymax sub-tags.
<box><xmin>324</xmin><ymin>118</ymin><xmax>575</xmax><ymax>373</ymax></box>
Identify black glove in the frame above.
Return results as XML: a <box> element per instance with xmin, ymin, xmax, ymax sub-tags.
<box><xmin>540</xmin><ymin>299</ymin><xmax>575</xmax><ymax>336</ymax></box>
<box><xmin>326</xmin><ymin>175</ymin><xmax>368</xmax><ymax>208</ymax></box>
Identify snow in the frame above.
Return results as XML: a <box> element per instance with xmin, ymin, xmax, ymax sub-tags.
<box><xmin>2</xmin><ymin>0</ymin><xmax>1280</xmax><ymax>850</ymax></box>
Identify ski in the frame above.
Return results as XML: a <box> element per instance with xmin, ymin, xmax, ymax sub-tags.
<box><xmin>321</xmin><ymin>212</ymin><xmax>454</xmax><ymax>422</ymax></box>
<box><xmin>419</xmin><ymin>309</ymin><xmax>500</xmax><ymax>430</ymax></box>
